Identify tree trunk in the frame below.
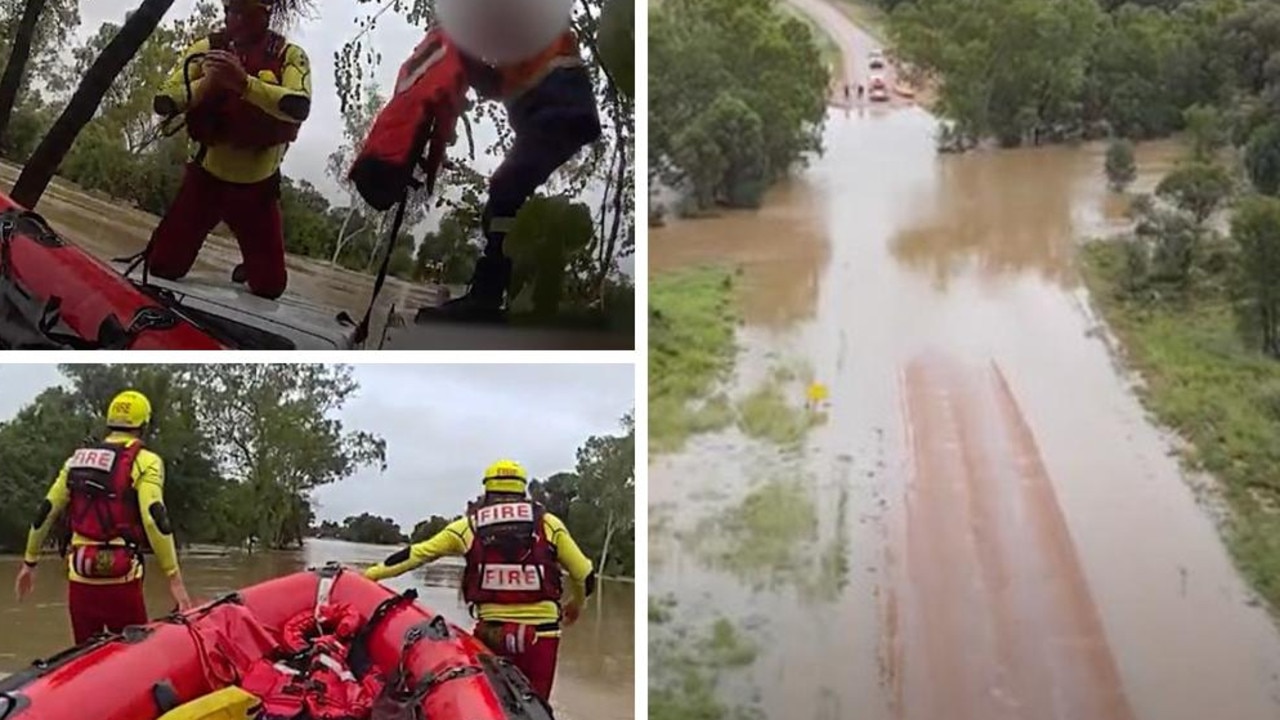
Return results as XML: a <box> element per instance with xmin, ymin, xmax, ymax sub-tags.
<box><xmin>332</xmin><ymin>203</ymin><xmax>358</xmax><ymax>264</ymax></box>
<box><xmin>598</xmin><ymin>509</ymin><xmax>615</xmax><ymax>579</ymax></box>
<box><xmin>11</xmin><ymin>0</ymin><xmax>175</xmax><ymax>207</ymax></box>
<box><xmin>0</xmin><ymin>0</ymin><xmax>47</xmax><ymax>146</ymax></box>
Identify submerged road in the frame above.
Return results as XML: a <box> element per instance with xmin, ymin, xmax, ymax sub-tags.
<box><xmin>651</xmin><ymin>0</ymin><xmax>1280</xmax><ymax>717</ymax></box>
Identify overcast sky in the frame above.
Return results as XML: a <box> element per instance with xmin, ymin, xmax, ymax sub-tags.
<box><xmin>0</xmin><ymin>364</ymin><xmax>634</xmax><ymax>529</ymax></box>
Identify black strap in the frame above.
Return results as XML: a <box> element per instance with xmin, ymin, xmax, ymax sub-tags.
<box><xmin>353</xmin><ymin>195</ymin><xmax>408</xmax><ymax>345</ymax></box>
<box><xmin>348</xmin><ymin>588</ymin><xmax>418</xmax><ymax>679</ymax></box>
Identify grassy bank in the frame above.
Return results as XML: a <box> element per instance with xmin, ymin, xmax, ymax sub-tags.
<box><xmin>1082</xmin><ymin>240</ymin><xmax>1280</xmax><ymax>609</ymax></box>
<box><xmin>650</xmin><ymin>268</ymin><xmax>740</xmax><ymax>454</ymax></box>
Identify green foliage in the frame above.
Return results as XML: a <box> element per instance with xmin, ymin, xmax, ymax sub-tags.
<box><xmin>409</xmin><ymin>515</ymin><xmax>453</xmax><ymax>543</ymax></box>
<box><xmin>313</xmin><ymin>513</ymin><xmax>407</xmax><ymax>545</ymax></box>
<box><xmin>0</xmin><ymin>364</ymin><xmax>383</xmax><ymax>553</ymax></box>
<box><xmin>650</xmin><ymin>268</ymin><xmax>739</xmax><ymax>453</ymax></box>
<box><xmin>1106</xmin><ymin>137</ymin><xmax>1137</xmax><ymax>191</ymax></box>
<box><xmin>1245</xmin><ymin>120</ymin><xmax>1280</xmax><ymax>195</ymax></box>
<box><xmin>1156</xmin><ymin>161</ymin><xmax>1234</xmax><ymax>223</ymax></box>
<box><xmin>888</xmin><ymin>0</ymin><xmax>1256</xmax><ymax>147</ymax></box>
<box><xmin>1184</xmin><ymin>104</ymin><xmax>1229</xmax><ymax>161</ymax></box>
<box><xmin>650</xmin><ymin>0</ymin><xmax>828</xmax><ymax>212</ymax></box>
<box><xmin>596</xmin><ymin>0</ymin><xmax>633</xmax><ymax>99</ymax></box>
<box><xmin>891</xmin><ymin>0</ymin><xmax>1103</xmax><ymax>146</ymax></box>
<box><xmin>1230</xmin><ymin>195</ymin><xmax>1280</xmax><ymax>356</ymax></box>
<box><xmin>1082</xmin><ymin>239</ymin><xmax>1280</xmax><ymax>611</ymax></box>
<box><xmin>505</xmin><ymin>195</ymin><xmax>594</xmax><ymax>317</ymax></box>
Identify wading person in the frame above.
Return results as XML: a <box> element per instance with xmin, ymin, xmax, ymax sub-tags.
<box><xmin>351</xmin><ymin>13</ymin><xmax>602</xmax><ymax>322</ymax></box>
<box><xmin>13</xmin><ymin>390</ymin><xmax>191</xmax><ymax>644</ymax></box>
<box><xmin>145</xmin><ymin>0</ymin><xmax>312</xmax><ymax>300</ymax></box>
<box><xmin>364</xmin><ymin>459</ymin><xmax>595</xmax><ymax>702</ymax></box>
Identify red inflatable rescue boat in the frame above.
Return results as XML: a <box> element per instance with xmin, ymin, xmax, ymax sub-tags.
<box><xmin>0</xmin><ymin>192</ymin><xmax>225</xmax><ymax>349</ymax></box>
<box><xmin>0</xmin><ymin>564</ymin><xmax>553</xmax><ymax>720</ymax></box>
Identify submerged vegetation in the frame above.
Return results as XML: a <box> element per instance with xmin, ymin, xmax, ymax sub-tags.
<box><xmin>650</xmin><ymin>267</ymin><xmax>740</xmax><ymax>453</ymax></box>
<box><xmin>650</xmin><ymin>0</ymin><xmax>829</xmax><ymax>214</ymax></box>
<box><xmin>883</xmin><ymin>0</ymin><xmax>1280</xmax><ymax>152</ymax></box>
<box><xmin>650</xmin><ymin>605</ymin><xmax>762</xmax><ymax>720</ymax></box>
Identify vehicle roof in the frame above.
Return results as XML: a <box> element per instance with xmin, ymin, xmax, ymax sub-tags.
<box><xmin>121</xmin><ymin>266</ymin><xmax>357</xmax><ymax>349</ymax></box>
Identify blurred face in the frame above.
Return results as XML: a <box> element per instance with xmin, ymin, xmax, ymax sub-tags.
<box><xmin>223</xmin><ymin>0</ymin><xmax>270</xmax><ymax>41</ymax></box>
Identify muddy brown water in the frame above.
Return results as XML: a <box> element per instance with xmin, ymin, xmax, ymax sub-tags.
<box><xmin>0</xmin><ymin>538</ymin><xmax>633</xmax><ymax>720</ymax></box>
<box><xmin>650</xmin><ymin>3</ymin><xmax>1280</xmax><ymax>719</ymax></box>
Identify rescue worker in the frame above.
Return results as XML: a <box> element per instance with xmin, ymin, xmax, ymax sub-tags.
<box><xmin>349</xmin><ymin>16</ymin><xmax>602</xmax><ymax>323</ymax></box>
<box><xmin>13</xmin><ymin>390</ymin><xmax>192</xmax><ymax>644</ymax></box>
<box><xmin>145</xmin><ymin>0</ymin><xmax>312</xmax><ymax>300</ymax></box>
<box><xmin>363</xmin><ymin>459</ymin><xmax>595</xmax><ymax>702</ymax></box>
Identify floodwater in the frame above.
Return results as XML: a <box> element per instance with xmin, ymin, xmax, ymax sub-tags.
<box><xmin>0</xmin><ymin>538</ymin><xmax>633</xmax><ymax>720</ymax></box>
<box><xmin>649</xmin><ymin>2</ymin><xmax>1280</xmax><ymax>719</ymax></box>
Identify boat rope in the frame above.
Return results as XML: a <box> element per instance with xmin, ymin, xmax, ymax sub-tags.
<box><xmin>168</xmin><ymin>611</ymin><xmax>240</xmax><ymax>689</ymax></box>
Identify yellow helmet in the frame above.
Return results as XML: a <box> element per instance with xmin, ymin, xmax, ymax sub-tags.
<box><xmin>482</xmin><ymin>459</ymin><xmax>528</xmax><ymax>494</ymax></box>
<box><xmin>106</xmin><ymin>390</ymin><xmax>152</xmax><ymax>430</ymax></box>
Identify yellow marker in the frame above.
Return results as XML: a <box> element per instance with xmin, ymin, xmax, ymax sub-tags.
<box><xmin>806</xmin><ymin>382</ymin><xmax>829</xmax><ymax>407</ymax></box>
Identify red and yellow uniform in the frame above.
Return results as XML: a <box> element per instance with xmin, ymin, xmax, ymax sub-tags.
<box><xmin>364</xmin><ymin>460</ymin><xmax>595</xmax><ymax>700</ymax></box>
<box><xmin>20</xmin><ymin>391</ymin><xmax>187</xmax><ymax>644</ymax></box>
<box><xmin>144</xmin><ymin>0</ymin><xmax>312</xmax><ymax>300</ymax></box>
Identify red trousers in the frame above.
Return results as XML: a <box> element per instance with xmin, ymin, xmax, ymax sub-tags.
<box><xmin>67</xmin><ymin>579</ymin><xmax>148</xmax><ymax>645</ymax></box>
<box><xmin>147</xmin><ymin>162</ymin><xmax>287</xmax><ymax>299</ymax></box>
<box><xmin>510</xmin><ymin>635</ymin><xmax>560</xmax><ymax>701</ymax></box>
<box><xmin>476</xmin><ymin>622</ymin><xmax>561</xmax><ymax>701</ymax></box>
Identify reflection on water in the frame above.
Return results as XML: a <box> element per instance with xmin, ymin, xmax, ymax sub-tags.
<box><xmin>651</xmin><ymin>98</ymin><xmax>1280</xmax><ymax>720</ymax></box>
<box><xmin>650</xmin><ymin>178</ymin><xmax>831</xmax><ymax>329</ymax></box>
<box><xmin>0</xmin><ymin>538</ymin><xmax>632</xmax><ymax>719</ymax></box>
<box><xmin>889</xmin><ymin>141</ymin><xmax>1184</xmax><ymax>291</ymax></box>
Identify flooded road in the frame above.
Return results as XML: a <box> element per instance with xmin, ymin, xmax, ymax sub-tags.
<box><xmin>0</xmin><ymin>538</ymin><xmax>633</xmax><ymax>720</ymax></box>
<box><xmin>650</xmin><ymin>2</ymin><xmax>1280</xmax><ymax>719</ymax></box>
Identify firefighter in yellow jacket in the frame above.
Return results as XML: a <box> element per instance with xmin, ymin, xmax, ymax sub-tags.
<box><xmin>13</xmin><ymin>390</ymin><xmax>191</xmax><ymax>644</ymax></box>
<box><xmin>364</xmin><ymin>459</ymin><xmax>594</xmax><ymax>701</ymax></box>
<box><xmin>146</xmin><ymin>0</ymin><xmax>312</xmax><ymax>299</ymax></box>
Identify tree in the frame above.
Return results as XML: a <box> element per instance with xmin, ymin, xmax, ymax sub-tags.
<box><xmin>11</xmin><ymin>0</ymin><xmax>175</xmax><ymax>207</ymax></box>
<box><xmin>651</xmin><ymin>0</ymin><xmax>827</xmax><ymax>213</ymax></box>
<box><xmin>1246</xmin><ymin>121</ymin><xmax>1280</xmax><ymax>196</ymax></box>
<box><xmin>1231</xmin><ymin>195</ymin><xmax>1280</xmax><ymax>356</ymax></box>
<box><xmin>1155</xmin><ymin>161</ymin><xmax>1233</xmax><ymax>224</ymax></box>
<box><xmin>1106</xmin><ymin>138</ymin><xmax>1137</xmax><ymax>192</ymax></box>
<box><xmin>186</xmin><ymin>365</ymin><xmax>388</xmax><ymax>549</ymax></box>
<box><xmin>0</xmin><ymin>0</ymin><xmax>48</xmax><ymax>144</ymax></box>
<box><xmin>570</xmin><ymin>411</ymin><xmax>634</xmax><ymax>576</ymax></box>
<box><xmin>336</xmin><ymin>512</ymin><xmax>405</xmax><ymax>545</ymax></box>
<box><xmin>410</xmin><ymin>515</ymin><xmax>453</xmax><ymax>543</ymax></box>
<box><xmin>1184</xmin><ymin>104</ymin><xmax>1228</xmax><ymax>162</ymax></box>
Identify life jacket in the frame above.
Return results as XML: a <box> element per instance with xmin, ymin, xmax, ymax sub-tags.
<box><xmin>461</xmin><ymin>499</ymin><xmax>562</xmax><ymax>606</ymax></box>
<box><xmin>65</xmin><ymin>441</ymin><xmax>148</xmax><ymax>547</ymax></box>
<box><xmin>347</xmin><ymin>28</ymin><xmax>468</xmax><ymax>212</ymax></box>
<box><xmin>184</xmin><ymin>30</ymin><xmax>300</xmax><ymax>151</ymax></box>
<box><xmin>240</xmin><ymin>603</ymin><xmax>384</xmax><ymax>720</ymax></box>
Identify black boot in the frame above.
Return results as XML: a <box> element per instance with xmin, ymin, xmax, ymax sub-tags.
<box><xmin>415</xmin><ymin>255</ymin><xmax>511</xmax><ymax>324</ymax></box>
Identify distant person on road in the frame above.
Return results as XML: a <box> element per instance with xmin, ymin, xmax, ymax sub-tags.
<box><xmin>363</xmin><ymin>459</ymin><xmax>595</xmax><ymax>702</ymax></box>
<box><xmin>857</xmin><ymin>84</ymin><xmax>865</xmax><ymax>100</ymax></box>
<box><xmin>13</xmin><ymin>390</ymin><xmax>191</xmax><ymax>644</ymax></box>
<box><xmin>145</xmin><ymin>0</ymin><xmax>312</xmax><ymax>300</ymax></box>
